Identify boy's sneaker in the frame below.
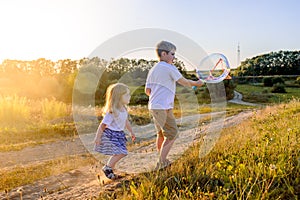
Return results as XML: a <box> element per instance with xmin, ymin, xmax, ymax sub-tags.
<box><xmin>154</xmin><ymin>159</ymin><xmax>172</xmax><ymax>171</ymax></box>
<box><xmin>102</xmin><ymin>165</ymin><xmax>116</xmax><ymax>179</ymax></box>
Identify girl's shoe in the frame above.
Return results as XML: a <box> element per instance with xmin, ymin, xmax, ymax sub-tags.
<box><xmin>102</xmin><ymin>165</ymin><xmax>116</xmax><ymax>179</ymax></box>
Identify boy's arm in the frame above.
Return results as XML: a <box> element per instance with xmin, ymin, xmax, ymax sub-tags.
<box><xmin>177</xmin><ymin>77</ymin><xmax>204</xmax><ymax>87</ymax></box>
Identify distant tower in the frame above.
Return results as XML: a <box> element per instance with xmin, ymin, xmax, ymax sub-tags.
<box><xmin>237</xmin><ymin>42</ymin><xmax>240</xmax><ymax>68</ymax></box>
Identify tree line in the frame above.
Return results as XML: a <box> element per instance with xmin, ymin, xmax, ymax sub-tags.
<box><xmin>0</xmin><ymin>56</ymin><xmax>237</xmax><ymax>105</ymax></box>
<box><xmin>234</xmin><ymin>50</ymin><xmax>300</xmax><ymax>76</ymax></box>
<box><xmin>0</xmin><ymin>57</ymin><xmax>191</xmax><ymax>104</ymax></box>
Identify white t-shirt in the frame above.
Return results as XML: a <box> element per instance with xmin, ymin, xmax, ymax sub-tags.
<box><xmin>145</xmin><ymin>61</ymin><xmax>182</xmax><ymax>109</ymax></box>
<box><xmin>102</xmin><ymin>111</ymin><xmax>128</xmax><ymax>131</ymax></box>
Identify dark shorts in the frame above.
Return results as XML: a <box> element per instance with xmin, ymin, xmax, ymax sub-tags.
<box><xmin>150</xmin><ymin>109</ymin><xmax>178</xmax><ymax>140</ymax></box>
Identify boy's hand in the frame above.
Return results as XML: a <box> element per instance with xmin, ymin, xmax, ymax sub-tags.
<box><xmin>196</xmin><ymin>79</ymin><xmax>204</xmax><ymax>86</ymax></box>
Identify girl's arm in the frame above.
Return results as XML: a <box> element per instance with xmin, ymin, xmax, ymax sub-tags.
<box><xmin>94</xmin><ymin>123</ymin><xmax>107</xmax><ymax>145</ymax></box>
<box><xmin>125</xmin><ymin>119</ymin><xmax>136</xmax><ymax>142</ymax></box>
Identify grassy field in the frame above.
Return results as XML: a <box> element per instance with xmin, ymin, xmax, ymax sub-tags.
<box><xmin>98</xmin><ymin>99</ymin><xmax>300</xmax><ymax>199</ymax></box>
<box><xmin>0</xmin><ymin>95</ymin><xmax>252</xmax><ymax>152</ymax></box>
<box><xmin>0</xmin><ymin>95</ymin><xmax>76</xmax><ymax>152</ymax></box>
<box><xmin>0</xmin><ymin>95</ymin><xmax>254</xmax><ymax>193</ymax></box>
<box><xmin>1</xmin><ymin>84</ymin><xmax>299</xmax><ymax>198</ymax></box>
<box><xmin>236</xmin><ymin>84</ymin><xmax>300</xmax><ymax>104</ymax></box>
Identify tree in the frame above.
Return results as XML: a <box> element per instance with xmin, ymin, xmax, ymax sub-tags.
<box><xmin>56</xmin><ymin>59</ymin><xmax>78</xmax><ymax>74</ymax></box>
<box><xmin>173</xmin><ymin>58</ymin><xmax>188</xmax><ymax>76</ymax></box>
<box><xmin>34</xmin><ymin>58</ymin><xmax>55</xmax><ymax>76</ymax></box>
<box><xmin>107</xmin><ymin>58</ymin><xmax>132</xmax><ymax>76</ymax></box>
<box><xmin>235</xmin><ymin>50</ymin><xmax>300</xmax><ymax>76</ymax></box>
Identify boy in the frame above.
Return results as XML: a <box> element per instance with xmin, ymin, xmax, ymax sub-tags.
<box><xmin>145</xmin><ymin>40</ymin><xmax>203</xmax><ymax>169</ymax></box>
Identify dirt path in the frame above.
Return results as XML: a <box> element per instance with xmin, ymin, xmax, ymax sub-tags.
<box><xmin>0</xmin><ymin>110</ymin><xmax>254</xmax><ymax>200</ymax></box>
<box><xmin>0</xmin><ymin>140</ymin><xmax>89</xmax><ymax>170</ymax></box>
<box><xmin>229</xmin><ymin>91</ymin><xmax>260</xmax><ymax>106</ymax></box>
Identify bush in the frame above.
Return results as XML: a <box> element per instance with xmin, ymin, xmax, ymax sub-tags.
<box><xmin>224</xmin><ymin>79</ymin><xmax>236</xmax><ymax>100</ymax></box>
<box><xmin>263</xmin><ymin>77</ymin><xmax>273</xmax><ymax>87</ymax></box>
<box><xmin>130</xmin><ymin>93</ymin><xmax>149</xmax><ymax>105</ymax></box>
<box><xmin>272</xmin><ymin>77</ymin><xmax>285</xmax><ymax>85</ymax></box>
<box><xmin>296</xmin><ymin>76</ymin><xmax>300</xmax><ymax>85</ymax></box>
<box><xmin>263</xmin><ymin>77</ymin><xmax>285</xmax><ymax>87</ymax></box>
<box><xmin>262</xmin><ymin>88</ymin><xmax>269</xmax><ymax>94</ymax></box>
<box><xmin>271</xmin><ymin>83</ymin><xmax>286</xmax><ymax>93</ymax></box>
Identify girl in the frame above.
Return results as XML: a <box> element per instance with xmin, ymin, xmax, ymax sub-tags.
<box><xmin>94</xmin><ymin>83</ymin><xmax>136</xmax><ymax>179</ymax></box>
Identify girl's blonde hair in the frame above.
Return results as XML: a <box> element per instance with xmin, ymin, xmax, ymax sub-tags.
<box><xmin>102</xmin><ymin>83</ymin><xmax>129</xmax><ymax>116</ymax></box>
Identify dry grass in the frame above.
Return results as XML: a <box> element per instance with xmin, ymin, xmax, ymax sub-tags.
<box><xmin>0</xmin><ymin>154</ymin><xmax>95</xmax><ymax>191</ymax></box>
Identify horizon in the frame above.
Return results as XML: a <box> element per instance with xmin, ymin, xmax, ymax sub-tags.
<box><xmin>1</xmin><ymin>48</ymin><xmax>298</xmax><ymax>71</ymax></box>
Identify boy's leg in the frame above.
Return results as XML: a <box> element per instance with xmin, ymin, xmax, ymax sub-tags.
<box><xmin>156</xmin><ymin>130</ymin><xmax>164</xmax><ymax>152</ymax></box>
<box><xmin>107</xmin><ymin>154</ymin><xmax>127</xmax><ymax>169</ymax></box>
<box><xmin>150</xmin><ymin>109</ymin><xmax>178</xmax><ymax>164</ymax></box>
<box><xmin>159</xmin><ymin>109</ymin><xmax>178</xmax><ymax>163</ymax></box>
<box><xmin>159</xmin><ymin>138</ymin><xmax>176</xmax><ymax>163</ymax></box>
<box><xmin>150</xmin><ymin>110</ymin><xmax>167</xmax><ymax>152</ymax></box>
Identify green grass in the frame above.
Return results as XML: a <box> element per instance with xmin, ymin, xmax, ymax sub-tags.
<box><xmin>236</xmin><ymin>84</ymin><xmax>300</xmax><ymax>104</ymax></box>
<box><xmin>97</xmin><ymin>99</ymin><xmax>300</xmax><ymax>199</ymax></box>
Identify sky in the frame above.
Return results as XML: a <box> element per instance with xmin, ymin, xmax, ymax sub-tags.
<box><xmin>0</xmin><ymin>0</ymin><xmax>299</xmax><ymax>68</ymax></box>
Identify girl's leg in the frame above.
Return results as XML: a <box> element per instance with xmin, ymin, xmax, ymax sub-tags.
<box><xmin>107</xmin><ymin>154</ymin><xmax>127</xmax><ymax>169</ymax></box>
